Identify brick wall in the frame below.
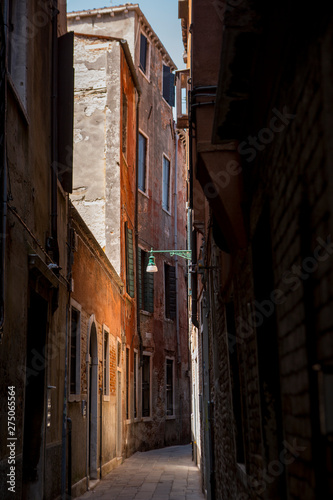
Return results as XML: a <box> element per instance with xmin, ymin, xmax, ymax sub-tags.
<box><xmin>201</xmin><ymin>10</ymin><xmax>333</xmax><ymax>500</ymax></box>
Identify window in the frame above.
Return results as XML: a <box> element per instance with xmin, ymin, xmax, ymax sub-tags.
<box><xmin>134</xmin><ymin>351</ymin><xmax>138</xmax><ymax>419</ymax></box>
<box><xmin>126</xmin><ymin>347</ymin><xmax>129</xmax><ymax>419</ymax></box>
<box><xmin>165</xmin><ymin>264</ymin><xmax>176</xmax><ymax>319</ymax></box>
<box><xmin>125</xmin><ymin>222</ymin><xmax>135</xmax><ymax>298</ymax></box>
<box><xmin>70</xmin><ymin>305</ymin><xmax>81</xmax><ymax>395</ymax></box>
<box><xmin>8</xmin><ymin>0</ymin><xmax>28</xmax><ymax>106</ymax></box>
<box><xmin>162</xmin><ymin>156</ymin><xmax>171</xmax><ymax>212</ymax></box>
<box><xmin>103</xmin><ymin>327</ymin><xmax>110</xmax><ymax>397</ymax></box>
<box><xmin>138</xmin><ymin>248</ymin><xmax>154</xmax><ymax>313</ymax></box>
<box><xmin>162</xmin><ymin>64</ymin><xmax>175</xmax><ymax>107</ymax></box>
<box><xmin>122</xmin><ymin>92</ymin><xmax>128</xmax><ymax>155</ymax></box>
<box><xmin>139</xmin><ymin>33</ymin><xmax>149</xmax><ymax>74</ymax></box>
<box><xmin>138</xmin><ymin>132</ymin><xmax>147</xmax><ymax>192</ymax></box>
<box><xmin>117</xmin><ymin>339</ymin><xmax>121</xmax><ymax>368</ymax></box>
<box><xmin>166</xmin><ymin>358</ymin><xmax>174</xmax><ymax>416</ymax></box>
<box><xmin>142</xmin><ymin>354</ymin><xmax>151</xmax><ymax>418</ymax></box>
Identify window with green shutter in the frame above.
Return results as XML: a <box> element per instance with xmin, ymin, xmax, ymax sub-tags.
<box><xmin>125</xmin><ymin>222</ymin><xmax>135</xmax><ymax>298</ymax></box>
<box><xmin>138</xmin><ymin>248</ymin><xmax>154</xmax><ymax>313</ymax></box>
<box><xmin>165</xmin><ymin>264</ymin><xmax>176</xmax><ymax>319</ymax></box>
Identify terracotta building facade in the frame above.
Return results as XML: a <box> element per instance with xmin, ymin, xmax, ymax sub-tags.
<box><xmin>67</xmin><ymin>0</ymin><xmax>191</xmax><ymax>485</ymax></box>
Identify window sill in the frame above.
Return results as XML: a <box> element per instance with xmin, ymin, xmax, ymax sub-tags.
<box><xmin>124</xmin><ymin>292</ymin><xmax>135</xmax><ymax>303</ymax></box>
<box><xmin>69</xmin><ymin>394</ymin><xmax>81</xmax><ymax>403</ymax></box>
<box><xmin>162</xmin><ymin>207</ymin><xmax>171</xmax><ymax>216</ymax></box>
<box><xmin>140</xmin><ymin>310</ymin><xmax>153</xmax><ymax>316</ymax></box>
<box><xmin>166</xmin><ymin>415</ymin><xmax>176</xmax><ymax>420</ymax></box>
<box><xmin>125</xmin><ymin>419</ymin><xmax>132</xmax><ymax>424</ymax></box>
<box><xmin>138</xmin><ymin>188</ymin><xmax>149</xmax><ymax>199</ymax></box>
<box><xmin>164</xmin><ymin>317</ymin><xmax>175</xmax><ymax>323</ymax></box>
<box><xmin>142</xmin><ymin>417</ymin><xmax>152</xmax><ymax>422</ymax></box>
<box><xmin>138</xmin><ymin>67</ymin><xmax>151</xmax><ymax>84</ymax></box>
<box><xmin>103</xmin><ymin>395</ymin><xmax>110</xmax><ymax>402</ymax></box>
<box><xmin>7</xmin><ymin>73</ymin><xmax>29</xmax><ymax>125</ymax></box>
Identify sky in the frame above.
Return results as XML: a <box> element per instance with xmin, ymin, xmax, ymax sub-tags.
<box><xmin>67</xmin><ymin>0</ymin><xmax>185</xmax><ymax>70</ymax></box>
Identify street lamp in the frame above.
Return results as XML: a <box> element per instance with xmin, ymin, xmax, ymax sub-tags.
<box><xmin>146</xmin><ymin>248</ymin><xmax>192</xmax><ymax>272</ymax></box>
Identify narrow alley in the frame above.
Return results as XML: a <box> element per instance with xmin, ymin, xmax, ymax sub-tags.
<box><xmin>75</xmin><ymin>445</ymin><xmax>204</xmax><ymax>500</ymax></box>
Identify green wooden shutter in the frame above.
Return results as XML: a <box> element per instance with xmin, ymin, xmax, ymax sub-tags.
<box><xmin>138</xmin><ymin>248</ymin><xmax>143</xmax><ymax>310</ymax></box>
<box><xmin>126</xmin><ymin>223</ymin><xmax>135</xmax><ymax>298</ymax></box>
<box><xmin>144</xmin><ymin>252</ymin><xmax>154</xmax><ymax>313</ymax></box>
<box><xmin>169</xmin><ymin>266</ymin><xmax>176</xmax><ymax>319</ymax></box>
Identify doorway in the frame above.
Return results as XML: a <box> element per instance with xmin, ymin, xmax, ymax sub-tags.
<box><xmin>22</xmin><ymin>290</ymin><xmax>48</xmax><ymax>500</ymax></box>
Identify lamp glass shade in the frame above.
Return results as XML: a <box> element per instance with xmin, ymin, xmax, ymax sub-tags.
<box><xmin>146</xmin><ymin>254</ymin><xmax>158</xmax><ymax>273</ymax></box>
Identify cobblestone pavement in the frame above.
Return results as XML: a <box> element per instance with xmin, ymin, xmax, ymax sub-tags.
<box><xmin>76</xmin><ymin>444</ymin><xmax>205</xmax><ymax>500</ymax></box>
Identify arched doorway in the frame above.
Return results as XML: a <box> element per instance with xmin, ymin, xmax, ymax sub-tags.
<box><xmin>87</xmin><ymin>317</ymin><xmax>98</xmax><ymax>479</ymax></box>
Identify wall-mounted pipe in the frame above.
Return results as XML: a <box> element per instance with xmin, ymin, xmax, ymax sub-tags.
<box><xmin>174</xmin><ymin>128</ymin><xmax>181</xmax><ymax>366</ymax></box>
<box><xmin>135</xmin><ymin>92</ymin><xmax>143</xmax><ymax>365</ymax></box>
<box><xmin>0</xmin><ymin>1</ymin><xmax>8</xmax><ymax>334</ymax></box>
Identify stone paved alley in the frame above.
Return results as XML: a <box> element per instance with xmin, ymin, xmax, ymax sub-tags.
<box><xmin>75</xmin><ymin>444</ymin><xmax>205</xmax><ymax>500</ymax></box>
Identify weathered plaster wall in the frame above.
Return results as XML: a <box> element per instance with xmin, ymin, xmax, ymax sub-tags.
<box><xmin>71</xmin><ymin>36</ymin><xmax>122</xmax><ymax>274</ymax></box>
<box><xmin>68</xmin><ymin>11</ymin><xmax>136</xmax><ymax>58</ymax></box>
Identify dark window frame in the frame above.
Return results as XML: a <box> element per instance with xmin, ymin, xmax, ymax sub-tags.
<box><xmin>139</xmin><ymin>33</ymin><xmax>149</xmax><ymax>75</ymax></box>
<box><xmin>138</xmin><ymin>247</ymin><xmax>154</xmax><ymax>313</ymax></box>
<box><xmin>138</xmin><ymin>132</ymin><xmax>147</xmax><ymax>193</ymax></box>
<box><xmin>162</xmin><ymin>155</ymin><xmax>171</xmax><ymax>213</ymax></box>
<box><xmin>164</xmin><ymin>263</ymin><xmax>176</xmax><ymax>319</ymax></box>
<box><xmin>125</xmin><ymin>222</ymin><xmax>135</xmax><ymax>298</ymax></box>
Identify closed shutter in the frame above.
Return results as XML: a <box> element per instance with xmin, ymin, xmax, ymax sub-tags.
<box><xmin>168</xmin><ymin>72</ymin><xmax>175</xmax><ymax>107</ymax></box>
<box><xmin>125</xmin><ymin>223</ymin><xmax>135</xmax><ymax>298</ymax></box>
<box><xmin>138</xmin><ymin>133</ymin><xmax>147</xmax><ymax>192</ymax></box>
<box><xmin>162</xmin><ymin>156</ymin><xmax>170</xmax><ymax>211</ymax></box>
<box><xmin>165</xmin><ymin>264</ymin><xmax>176</xmax><ymax>319</ymax></box>
<box><xmin>144</xmin><ymin>252</ymin><xmax>154</xmax><ymax>313</ymax></box>
<box><xmin>163</xmin><ymin>64</ymin><xmax>175</xmax><ymax>107</ymax></box>
<box><xmin>140</xmin><ymin>33</ymin><xmax>147</xmax><ymax>73</ymax></box>
<box><xmin>138</xmin><ymin>247</ymin><xmax>143</xmax><ymax>310</ymax></box>
<box><xmin>168</xmin><ymin>266</ymin><xmax>176</xmax><ymax>319</ymax></box>
<box><xmin>57</xmin><ymin>32</ymin><xmax>74</xmax><ymax>193</ymax></box>
<box><xmin>163</xmin><ymin>64</ymin><xmax>170</xmax><ymax>102</ymax></box>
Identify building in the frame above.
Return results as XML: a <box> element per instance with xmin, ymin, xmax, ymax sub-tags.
<box><xmin>0</xmin><ymin>1</ymin><xmax>74</xmax><ymax>499</ymax></box>
<box><xmin>178</xmin><ymin>0</ymin><xmax>333</xmax><ymax>499</ymax></box>
<box><xmin>68</xmin><ymin>204</ymin><xmax>125</xmax><ymax>497</ymax></box>
<box><xmin>67</xmin><ymin>0</ymin><xmax>191</xmax><ymax>467</ymax></box>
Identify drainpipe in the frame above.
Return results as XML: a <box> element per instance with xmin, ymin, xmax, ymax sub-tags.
<box><xmin>0</xmin><ymin>1</ymin><xmax>8</xmax><ymax>335</ymax></box>
<box><xmin>135</xmin><ymin>91</ymin><xmax>143</xmax><ymax>364</ymax></box>
<box><xmin>86</xmin><ymin>352</ymin><xmax>90</xmax><ymax>491</ymax></box>
<box><xmin>174</xmin><ymin>129</ymin><xmax>181</xmax><ymax>366</ymax></box>
<box><xmin>100</xmin><ymin>387</ymin><xmax>103</xmax><ymax>479</ymax></box>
